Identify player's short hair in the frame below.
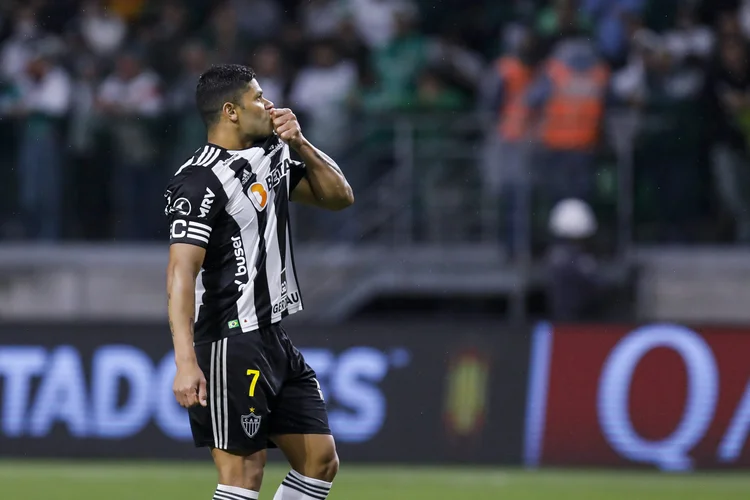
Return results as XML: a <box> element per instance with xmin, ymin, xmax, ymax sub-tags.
<box><xmin>196</xmin><ymin>64</ymin><xmax>256</xmax><ymax>127</ymax></box>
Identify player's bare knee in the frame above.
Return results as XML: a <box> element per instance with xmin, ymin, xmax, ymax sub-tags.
<box><xmin>307</xmin><ymin>447</ymin><xmax>339</xmax><ymax>482</ymax></box>
<box><xmin>213</xmin><ymin>449</ymin><xmax>265</xmax><ymax>490</ymax></box>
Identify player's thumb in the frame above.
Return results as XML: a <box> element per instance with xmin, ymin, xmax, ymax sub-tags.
<box><xmin>198</xmin><ymin>378</ymin><xmax>207</xmax><ymax>407</ymax></box>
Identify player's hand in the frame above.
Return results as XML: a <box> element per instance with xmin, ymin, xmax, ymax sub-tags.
<box><xmin>173</xmin><ymin>361</ymin><xmax>207</xmax><ymax>408</ymax></box>
<box><xmin>271</xmin><ymin>108</ymin><xmax>304</xmax><ymax>149</ymax></box>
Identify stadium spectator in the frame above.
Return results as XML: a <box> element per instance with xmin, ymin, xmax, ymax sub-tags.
<box><xmin>142</xmin><ymin>1</ymin><xmax>192</xmax><ymax>82</ymax></box>
<box><xmin>367</xmin><ymin>5</ymin><xmax>429</xmax><ymax>110</ymax></box>
<box><xmin>289</xmin><ymin>39</ymin><xmax>359</xmax><ymax>241</ymax></box>
<box><xmin>97</xmin><ymin>49</ymin><xmax>164</xmax><ymax>240</ymax></box>
<box><xmin>544</xmin><ymin>197</ymin><xmax>603</xmax><ymax>320</ymax></box>
<box><xmin>480</xmin><ymin>24</ymin><xmax>538</xmax><ymax>251</ymax></box>
<box><xmin>346</xmin><ymin>0</ymin><xmax>417</xmax><ymax>48</ymax></box>
<box><xmin>250</xmin><ymin>43</ymin><xmax>287</xmax><ymax>108</ymax></box>
<box><xmin>231</xmin><ymin>0</ymin><xmax>282</xmax><ymax>42</ymax></box>
<box><xmin>707</xmin><ymin>34</ymin><xmax>750</xmax><ymax>242</ymax></box>
<box><xmin>0</xmin><ymin>0</ymin><xmax>746</xmax><ymax>246</ymax></box>
<box><xmin>663</xmin><ymin>3</ymin><xmax>714</xmax><ymax>65</ymax></box>
<box><xmin>301</xmin><ymin>0</ymin><xmax>345</xmax><ymax>40</ymax></box>
<box><xmin>527</xmin><ymin>37</ymin><xmax>609</xmax><ymax>206</ymax></box>
<box><xmin>289</xmin><ymin>39</ymin><xmax>357</xmax><ymax>158</ymax></box>
<box><xmin>167</xmin><ymin>40</ymin><xmax>211</xmax><ymax>165</ymax></box>
<box><xmin>581</xmin><ymin>0</ymin><xmax>645</xmax><ymax>67</ymax></box>
<box><xmin>1</xmin><ymin>5</ymin><xmax>43</xmax><ymax>81</ymax></box>
<box><xmin>68</xmin><ymin>55</ymin><xmax>103</xmax><ymax>239</ymax></box>
<box><xmin>201</xmin><ymin>1</ymin><xmax>246</xmax><ymax>65</ymax></box>
<box><xmin>75</xmin><ymin>0</ymin><xmax>126</xmax><ymax>58</ymax></box>
<box><xmin>619</xmin><ymin>29</ymin><xmax>707</xmax><ymax>242</ymax></box>
<box><xmin>14</xmin><ymin>37</ymin><xmax>71</xmax><ymax>240</ymax></box>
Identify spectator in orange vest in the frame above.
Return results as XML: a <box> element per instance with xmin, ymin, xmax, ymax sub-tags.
<box><xmin>479</xmin><ymin>24</ymin><xmax>539</xmax><ymax>254</ymax></box>
<box><xmin>526</xmin><ymin>38</ymin><xmax>609</xmax><ymax>206</ymax></box>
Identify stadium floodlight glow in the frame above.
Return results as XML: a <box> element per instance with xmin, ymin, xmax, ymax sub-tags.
<box><xmin>597</xmin><ymin>324</ymin><xmax>719</xmax><ymax>471</ymax></box>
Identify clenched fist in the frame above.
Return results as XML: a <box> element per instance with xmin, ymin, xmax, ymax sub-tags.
<box><xmin>271</xmin><ymin>108</ymin><xmax>304</xmax><ymax>148</ymax></box>
<box><xmin>173</xmin><ymin>361</ymin><xmax>207</xmax><ymax>408</ymax></box>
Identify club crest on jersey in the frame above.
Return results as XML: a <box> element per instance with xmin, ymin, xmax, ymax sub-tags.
<box><xmin>241</xmin><ymin>411</ymin><xmax>261</xmax><ymax>438</ymax></box>
<box><xmin>248</xmin><ymin>182</ymin><xmax>268</xmax><ymax>211</ymax></box>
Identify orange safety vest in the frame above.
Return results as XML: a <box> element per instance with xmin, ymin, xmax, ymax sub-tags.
<box><xmin>541</xmin><ymin>59</ymin><xmax>608</xmax><ymax>150</ymax></box>
<box><xmin>496</xmin><ymin>56</ymin><xmax>533</xmax><ymax>141</ymax></box>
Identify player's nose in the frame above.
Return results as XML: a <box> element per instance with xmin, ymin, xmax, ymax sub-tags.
<box><xmin>264</xmin><ymin>98</ymin><xmax>274</xmax><ymax>110</ymax></box>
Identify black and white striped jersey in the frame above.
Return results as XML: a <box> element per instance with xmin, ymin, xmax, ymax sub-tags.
<box><xmin>164</xmin><ymin>136</ymin><xmax>307</xmax><ymax>345</ymax></box>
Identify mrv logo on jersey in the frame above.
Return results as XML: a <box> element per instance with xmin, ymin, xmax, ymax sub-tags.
<box><xmin>198</xmin><ymin>188</ymin><xmax>215</xmax><ymax>218</ymax></box>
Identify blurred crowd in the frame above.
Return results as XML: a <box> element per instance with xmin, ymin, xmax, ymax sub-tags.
<box><xmin>0</xmin><ymin>0</ymin><xmax>748</xmax><ymax>245</ymax></box>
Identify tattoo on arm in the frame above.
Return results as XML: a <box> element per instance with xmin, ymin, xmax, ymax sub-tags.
<box><xmin>167</xmin><ymin>292</ymin><xmax>174</xmax><ymax>337</ymax></box>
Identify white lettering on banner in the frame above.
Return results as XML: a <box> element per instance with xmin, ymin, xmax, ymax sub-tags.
<box><xmin>597</xmin><ymin>324</ymin><xmax>719</xmax><ymax>471</ymax></box>
<box><xmin>0</xmin><ymin>344</ymin><xmax>408</xmax><ymax>444</ymax></box>
<box><xmin>92</xmin><ymin>346</ymin><xmax>153</xmax><ymax>438</ymax></box>
<box><xmin>0</xmin><ymin>345</ymin><xmax>192</xmax><ymax>441</ymax></box>
<box><xmin>28</xmin><ymin>346</ymin><xmax>89</xmax><ymax>437</ymax></box>
<box><xmin>0</xmin><ymin>347</ymin><xmax>46</xmax><ymax>436</ymax></box>
<box><xmin>301</xmin><ymin>347</ymin><xmax>391</xmax><ymax>443</ymax></box>
<box><xmin>718</xmin><ymin>378</ymin><xmax>750</xmax><ymax>462</ymax></box>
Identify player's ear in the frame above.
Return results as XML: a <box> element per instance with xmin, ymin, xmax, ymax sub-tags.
<box><xmin>223</xmin><ymin>102</ymin><xmax>239</xmax><ymax>123</ymax></box>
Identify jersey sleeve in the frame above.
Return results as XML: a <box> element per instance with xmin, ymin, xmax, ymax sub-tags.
<box><xmin>164</xmin><ymin>167</ymin><xmax>227</xmax><ymax>248</ymax></box>
<box><xmin>288</xmin><ymin>159</ymin><xmax>307</xmax><ymax>191</ymax></box>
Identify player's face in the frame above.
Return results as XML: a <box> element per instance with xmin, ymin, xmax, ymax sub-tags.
<box><xmin>237</xmin><ymin>79</ymin><xmax>274</xmax><ymax>140</ymax></box>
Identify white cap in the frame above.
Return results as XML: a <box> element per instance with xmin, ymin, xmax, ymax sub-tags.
<box><xmin>548</xmin><ymin>198</ymin><xmax>597</xmax><ymax>239</ymax></box>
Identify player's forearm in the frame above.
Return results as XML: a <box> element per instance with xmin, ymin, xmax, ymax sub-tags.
<box><xmin>293</xmin><ymin>138</ymin><xmax>354</xmax><ymax>210</ymax></box>
<box><xmin>167</xmin><ymin>263</ymin><xmax>198</xmax><ymax>365</ymax></box>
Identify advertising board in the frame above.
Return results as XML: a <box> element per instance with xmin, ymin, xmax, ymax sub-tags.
<box><xmin>524</xmin><ymin>323</ymin><xmax>750</xmax><ymax>471</ymax></box>
<box><xmin>0</xmin><ymin>321</ymin><xmax>528</xmax><ymax>462</ymax></box>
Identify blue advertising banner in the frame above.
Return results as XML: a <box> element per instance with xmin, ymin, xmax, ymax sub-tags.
<box><xmin>0</xmin><ymin>321</ymin><xmax>528</xmax><ymax>463</ymax></box>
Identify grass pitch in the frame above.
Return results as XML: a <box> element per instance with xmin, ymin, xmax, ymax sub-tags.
<box><xmin>0</xmin><ymin>461</ymin><xmax>748</xmax><ymax>499</ymax></box>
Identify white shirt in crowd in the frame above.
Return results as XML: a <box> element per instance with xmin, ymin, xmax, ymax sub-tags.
<box><xmin>98</xmin><ymin>71</ymin><xmax>163</xmax><ymax>116</ymax></box>
<box><xmin>18</xmin><ymin>66</ymin><xmax>72</xmax><ymax>117</ymax></box>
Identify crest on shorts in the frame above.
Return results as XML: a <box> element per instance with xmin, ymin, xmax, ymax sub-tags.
<box><xmin>241</xmin><ymin>410</ymin><xmax>261</xmax><ymax>438</ymax></box>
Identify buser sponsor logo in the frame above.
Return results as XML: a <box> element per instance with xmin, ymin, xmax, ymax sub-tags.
<box><xmin>199</xmin><ymin>188</ymin><xmax>215</xmax><ymax>218</ymax></box>
<box><xmin>231</xmin><ymin>236</ymin><xmax>248</xmax><ymax>292</ymax></box>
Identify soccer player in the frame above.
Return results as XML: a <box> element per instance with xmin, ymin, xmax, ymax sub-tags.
<box><xmin>165</xmin><ymin>64</ymin><xmax>353</xmax><ymax>500</ymax></box>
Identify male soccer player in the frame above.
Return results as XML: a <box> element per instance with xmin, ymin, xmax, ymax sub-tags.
<box><xmin>165</xmin><ymin>64</ymin><xmax>353</xmax><ymax>500</ymax></box>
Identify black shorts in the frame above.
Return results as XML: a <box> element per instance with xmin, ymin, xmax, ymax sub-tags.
<box><xmin>188</xmin><ymin>324</ymin><xmax>331</xmax><ymax>453</ymax></box>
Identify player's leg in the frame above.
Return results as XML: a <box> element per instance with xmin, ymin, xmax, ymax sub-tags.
<box><xmin>267</xmin><ymin>326</ymin><xmax>338</xmax><ymax>499</ymax></box>
<box><xmin>189</xmin><ymin>335</ymin><xmax>280</xmax><ymax>499</ymax></box>
<box><xmin>210</xmin><ymin>448</ymin><xmax>265</xmax><ymax>500</ymax></box>
<box><xmin>271</xmin><ymin>434</ymin><xmax>338</xmax><ymax>500</ymax></box>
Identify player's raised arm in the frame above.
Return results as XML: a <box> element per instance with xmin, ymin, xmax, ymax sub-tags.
<box><xmin>271</xmin><ymin>108</ymin><xmax>354</xmax><ymax>210</ymax></box>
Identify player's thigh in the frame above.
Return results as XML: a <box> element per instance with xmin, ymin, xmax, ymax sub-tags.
<box><xmin>269</xmin><ymin>341</ymin><xmax>331</xmax><ymax>438</ymax></box>
<box><xmin>269</xmin><ymin>338</ymin><xmax>337</xmax><ymax>478</ymax></box>
<box><xmin>211</xmin><ymin>447</ymin><xmax>267</xmax><ymax>491</ymax></box>
<box><xmin>204</xmin><ymin>334</ymin><xmax>282</xmax><ymax>454</ymax></box>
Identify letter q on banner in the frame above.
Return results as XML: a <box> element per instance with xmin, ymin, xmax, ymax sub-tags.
<box><xmin>597</xmin><ymin>324</ymin><xmax>719</xmax><ymax>471</ymax></box>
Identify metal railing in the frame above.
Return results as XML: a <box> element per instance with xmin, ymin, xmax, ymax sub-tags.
<box><xmin>295</xmin><ymin>104</ymin><xmax>726</xmax><ymax>258</ymax></box>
